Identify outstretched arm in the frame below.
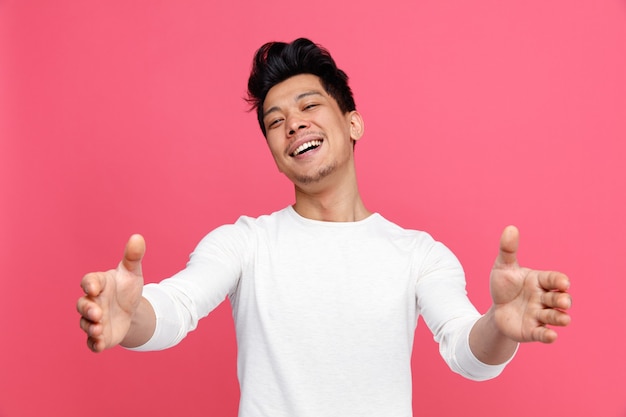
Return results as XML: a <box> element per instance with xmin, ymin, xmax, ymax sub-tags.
<box><xmin>469</xmin><ymin>226</ymin><xmax>572</xmax><ymax>365</ymax></box>
<box><xmin>77</xmin><ymin>234</ymin><xmax>156</xmax><ymax>352</ymax></box>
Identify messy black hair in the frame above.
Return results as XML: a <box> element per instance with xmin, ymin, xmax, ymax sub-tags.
<box><xmin>246</xmin><ymin>38</ymin><xmax>356</xmax><ymax>136</ymax></box>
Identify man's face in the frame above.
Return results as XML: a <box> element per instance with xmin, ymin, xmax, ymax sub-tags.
<box><xmin>262</xmin><ymin>74</ymin><xmax>363</xmax><ymax>188</ymax></box>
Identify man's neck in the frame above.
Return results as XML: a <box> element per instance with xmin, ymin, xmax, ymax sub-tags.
<box><xmin>292</xmin><ymin>180</ymin><xmax>371</xmax><ymax>222</ymax></box>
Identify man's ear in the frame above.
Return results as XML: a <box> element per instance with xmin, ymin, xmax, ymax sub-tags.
<box><xmin>349</xmin><ymin>111</ymin><xmax>365</xmax><ymax>142</ymax></box>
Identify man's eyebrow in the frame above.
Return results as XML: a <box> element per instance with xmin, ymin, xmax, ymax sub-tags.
<box><xmin>263</xmin><ymin>90</ymin><xmax>324</xmax><ymax>119</ymax></box>
<box><xmin>295</xmin><ymin>90</ymin><xmax>323</xmax><ymax>101</ymax></box>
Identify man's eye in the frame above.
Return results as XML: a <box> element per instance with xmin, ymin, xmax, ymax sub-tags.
<box><xmin>268</xmin><ymin>119</ymin><xmax>283</xmax><ymax>128</ymax></box>
<box><xmin>303</xmin><ymin>103</ymin><xmax>318</xmax><ymax>110</ymax></box>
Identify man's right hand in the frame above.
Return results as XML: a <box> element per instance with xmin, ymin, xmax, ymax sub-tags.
<box><xmin>77</xmin><ymin>234</ymin><xmax>148</xmax><ymax>352</ymax></box>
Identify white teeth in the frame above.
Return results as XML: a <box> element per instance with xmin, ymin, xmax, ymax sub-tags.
<box><xmin>292</xmin><ymin>140</ymin><xmax>322</xmax><ymax>156</ymax></box>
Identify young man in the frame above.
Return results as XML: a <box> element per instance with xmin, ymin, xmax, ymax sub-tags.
<box><xmin>77</xmin><ymin>38</ymin><xmax>572</xmax><ymax>417</ymax></box>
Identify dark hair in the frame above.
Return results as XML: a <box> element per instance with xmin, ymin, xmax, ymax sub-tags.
<box><xmin>246</xmin><ymin>38</ymin><xmax>356</xmax><ymax>136</ymax></box>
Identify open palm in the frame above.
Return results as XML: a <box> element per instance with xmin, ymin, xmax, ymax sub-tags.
<box><xmin>489</xmin><ymin>226</ymin><xmax>572</xmax><ymax>344</ymax></box>
<box><xmin>77</xmin><ymin>235</ymin><xmax>145</xmax><ymax>352</ymax></box>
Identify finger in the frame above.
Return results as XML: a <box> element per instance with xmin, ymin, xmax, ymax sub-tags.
<box><xmin>120</xmin><ymin>234</ymin><xmax>146</xmax><ymax>275</ymax></box>
<box><xmin>531</xmin><ymin>326</ymin><xmax>559</xmax><ymax>344</ymax></box>
<box><xmin>80</xmin><ymin>272</ymin><xmax>106</xmax><ymax>297</ymax></box>
<box><xmin>79</xmin><ymin>317</ymin><xmax>103</xmax><ymax>337</ymax></box>
<box><xmin>536</xmin><ymin>308</ymin><xmax>572</xmax><ymax>327</ymax></box>
<box><xmin>87</xmin><ymin>336</ymin><xmax>105</xmax><ymax>353</ymax></box>
<box><xmin>541</xmin><ymin>290</ymin><xmax>573</xmax><ymax>310</ymax></box>
<box><xmin>76</xmin><ymin>296</ymin><xmax>102</xmax><ymax>322</ymax></box>
<box><xmin>79</xmin><ymin>317</ymin><xmax>90</xmax><ymax>334</ymax></box>
<box><xmin>496</xmin><ymin>225</ymin><xmax>520</xmax><ymax>267</ymax></box>
<box><xmin>538</xmin><ymin>271</ymin><xmax>571</xmax><ymax>293</ymax></box>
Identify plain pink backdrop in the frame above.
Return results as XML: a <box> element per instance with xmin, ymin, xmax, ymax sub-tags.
<box><xmin>1</xmin><ymin>1</ymin><xmax>625</xmax><ymax>416</ymax></box>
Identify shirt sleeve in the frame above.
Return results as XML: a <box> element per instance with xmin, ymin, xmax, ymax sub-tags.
<box><xmin>127</xmin><ymin>219</ymin><xmax>252</xmax><ymax>351</ymax></box>
<box><xmin>415</xmin><ymin>240</ymin><xmax>516</xmax><ymax>381</ymax></box>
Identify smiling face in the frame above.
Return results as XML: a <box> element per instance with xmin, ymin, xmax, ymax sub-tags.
<box><xmin>262</xmin><ymin>74</ymin><xmax>364</xmax><ymax>189</ymax></box>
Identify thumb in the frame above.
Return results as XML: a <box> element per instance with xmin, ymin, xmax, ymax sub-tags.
<box><xmin>120</xmin><ymin>234</ymin><xmax>146</xmax><ymax>275</ymax></box>
<box><xmin>496</xmin><ymin>225</ymin><xmax>519</xmax><ymax>267</ymax></box>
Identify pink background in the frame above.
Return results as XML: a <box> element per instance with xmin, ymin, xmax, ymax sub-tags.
<box><xmin>1</xmin><ymin>1</ymin><xmax>625</xmax><ymax>416</ymax></box>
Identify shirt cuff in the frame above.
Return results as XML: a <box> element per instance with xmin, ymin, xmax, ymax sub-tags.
<box><xmin>454</xmin><ymin>318</ymin><xmax>519</xmax><ymax>381</ymax></box>
<box><xmin>123</xmin><ymin>284</ymin><xmax>184</xmax><ymax>352</ymax></box>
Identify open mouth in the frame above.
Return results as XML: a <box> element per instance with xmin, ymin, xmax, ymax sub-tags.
<box><xmin>291</xmin><ymin>140</ymin><xmax>322</xmax><ymax>157</ymax></box>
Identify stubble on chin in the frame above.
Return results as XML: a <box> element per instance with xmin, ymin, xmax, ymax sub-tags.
<box><xmin>293</xmin><ymin>163</ymin><xmax>336</xmax><ymax>185</ymax></box>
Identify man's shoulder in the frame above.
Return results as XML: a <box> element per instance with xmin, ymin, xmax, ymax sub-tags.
<box><xmin>233</xmin><ymin>206</ymin><xmax>292</xmax><ymax>226</ymax></box>
<box><xmin>373</xmin><ymin>213</ymin><xmax>434</xmax><ymax>240</ymax></box>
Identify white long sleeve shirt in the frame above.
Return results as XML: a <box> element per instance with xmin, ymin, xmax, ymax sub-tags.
<box><xmin>133</xmin><ymin>206</ymin><xmax>512</xmax><ymax>416</ymax></box>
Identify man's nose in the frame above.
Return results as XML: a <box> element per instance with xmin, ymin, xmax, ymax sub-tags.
<box><xmin>287</xmin><ymin>116</ymin><xmax>310</xmax><ymax>136</ymax></box>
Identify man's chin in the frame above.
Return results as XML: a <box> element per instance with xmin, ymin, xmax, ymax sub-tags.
<box><xmin>291</xmin><ymin>164</ymin><xmax>335</xmax><ymax>186</ymax></box>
